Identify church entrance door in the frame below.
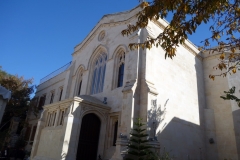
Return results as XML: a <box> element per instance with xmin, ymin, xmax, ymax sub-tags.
<box><xmin>76</xmin><ymin>113</ymin><xmax>101</xmax><ymax>160</ymax></box>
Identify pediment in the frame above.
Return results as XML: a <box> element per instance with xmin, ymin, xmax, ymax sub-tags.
<box><xmin>72</xmin><ymin>5</ymin><xmax>142</xmax><ymax>56</ymax></box>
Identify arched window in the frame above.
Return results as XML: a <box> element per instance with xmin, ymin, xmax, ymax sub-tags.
<box><xmin>76</xmin><ymin>69</ymin><xmax>83</xmax><ymax>96</ymax></box>
<box><xmin>78</xmin><ymin>80</ymin><xmax>82</xmax><ymax>96</ymax></box>
<box><xmin>91</xmin><ymin>53</ymin><xmax>107</xmax><ymax>94</ymax></box>
<box><xmin>117</xmin><ymin>51</ymin><xmax>125</xmax><ymax>88</ymax></box>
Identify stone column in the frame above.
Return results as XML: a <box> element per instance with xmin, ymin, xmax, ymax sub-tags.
<box><xmin>54</xmin><ymin>108</ymin><xmax>60</xmax><ymax>127</ymax></box>
<box><xmin>60</xmin><ymin>101</ymin><xmax>82</xmax><ymax>160</ymax></box>
<box><xmin>60</xmin><ymin>103</ymin><xmax>75</xmax><ymax>160</ymax></box>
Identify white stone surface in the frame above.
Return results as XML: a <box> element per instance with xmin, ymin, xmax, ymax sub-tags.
<box><xmin>27</xmin><ymin>5</ymin><xmax>240</xmax><ymax>160</ymax></box>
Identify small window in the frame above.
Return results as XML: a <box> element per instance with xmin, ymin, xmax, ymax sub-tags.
<box><xmin>117</xmin><ymin>64</ymin><xmax>124</xmax><ymax>87</ymax></box>
<box><xmin>78</xmin><ymin>80</ymin><xmax>82</xmax><ymax>96</ymax></box>
<box><xmin>115</xmin><ymin>51</ymin><xmax>125</xmax><ymax>88</ymax></box>
<box><xmin>76</xmin><ymin>71</ymin><xmax>83</xmax><ymax>96</ymax></box>
<box><xmin>59</xmin><ymin>110</ymin><xmax>65</xmax><ymax>125</ymax></box>
<box><xmin>59</xmin><ymin>87</ymin><xmax>63</xmax><ymax>101</ymax></box>
<box><xmin>50</xmin><ymin>91</ymin><xmax>55</xmax><ymax>104</ymax></box>
<box><xmin>38</xmin><ymin>94</ymin><xmax>46</xmax><ymax>110</ymax></box>
<box><xmin>46</xmin><ymin>111</ymin><xmax>57</xmax><ymax>127</ymax></box>
<box><xmin>47</xmin><ymin>113</ymin><xmax>52</xmax><ymax>126</ymax></box>
<box><xmin>52</xmin><ymin>112</ymin><xmax>57</xmax><ymax>126</ymax></box>
<box><xmin>113</xmin><ymin>121</ymin><xmax>118</xmax><ymax>146</ymax></box>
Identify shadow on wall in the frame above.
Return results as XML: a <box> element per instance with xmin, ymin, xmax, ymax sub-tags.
<box><xmin>157</xmin><ymin>117</ymin><xmax>205</xmax><ymax>160</ymax></box>
<box><xmin>147</xmin><ymin>99</ymin><xmax>168</xmax><ymax>140</ymax></box>
<box><xmin>147</xmin><ymin>98</ymin><xmax>205</xmax><ymax>159</ymax></box>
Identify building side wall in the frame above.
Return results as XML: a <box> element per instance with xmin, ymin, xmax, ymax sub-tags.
<box><xmin>146</xmin><ymin>21</ymin><xmax>206</xmax><ymax>159</ymax></box>
<box><xmin>227</xmin><ymin>70</ymin><xmax>240</xmax><ymax>157</ymax></box>
<box><xmin>35</xmin><ymin>127</ymin><xmax>64</xmax><ymax>160</ymax></box>
<box><xmin>35</xmin><ymin>72</ymin><xmax>66</xmax><ymax>106</ymax></box>
<box><xmin>203</xmin><ymin>54</ymin><xmax>239</xmax><ymax>160</ymax></box>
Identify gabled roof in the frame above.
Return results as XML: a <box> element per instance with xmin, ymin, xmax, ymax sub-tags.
<box><xmin>72</xmin><ymin>5</ymin><xmax>142</xmax><ymax>55</ymax></box>
<box><xmin>72</xmin><ymin>5</ymin><xmax>200</xmax><ymax>59</ymax></box>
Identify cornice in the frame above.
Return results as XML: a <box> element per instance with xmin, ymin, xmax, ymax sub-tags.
<box><xmin>152</xmin><ymin>18</ymin><xmax>202</xmax><ymax>60</ymax></box>
<box><xmin>182</xmin><ymin>43</ymin><xmax>202</xmax><ymax>60</ymax></box>
<box><xmin>74</xmin><ymin>96</ymin><xmax>111</xmax><ymax>110</ymax></box>
<box><xmin>36</xmin><ymin>78</ymin><xmax>65</xmax><ymax>95</ymax></box>
<box><xmin>43</xmin><ymin>98</ymin><xmax>73</xmax><ymax>111</ymax></box>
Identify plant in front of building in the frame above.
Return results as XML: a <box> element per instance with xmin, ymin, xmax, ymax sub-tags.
<box><xmin>124</xmin><ymin>118</ymin><xmax>157</xmax><ymax>160</ymax></box>
<box><xmin>124</xmin><ymin>118</ymin><xmax>174</xmax><ymax>160</ymax></box>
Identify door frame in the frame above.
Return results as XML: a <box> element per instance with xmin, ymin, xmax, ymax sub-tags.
<box><xmin>71</xmin><ymin>104</ymin><xmax>109</xmax><ymax>160</ymax></box>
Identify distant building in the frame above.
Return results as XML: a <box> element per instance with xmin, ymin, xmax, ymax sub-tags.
<box><xmin>27</xmin><ymin>5</ymin><xmax>240</xmax><ymax>160</ymax></box>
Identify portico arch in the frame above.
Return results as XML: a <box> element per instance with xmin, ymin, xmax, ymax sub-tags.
<box><xmin>67</xmin><ymin>96</ymin><xmax>110</xmax><ymax>160</ymax></box>
<box><xmin>76</xmin><ymin>113</ymin><xmax>101</xmax><ymax>160</ymax></box>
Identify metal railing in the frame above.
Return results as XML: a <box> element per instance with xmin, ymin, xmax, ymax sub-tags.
<box><xmin>39</xmin><ymin>61</ymin><xmax>72</xmax><ymax>84</ymax></box>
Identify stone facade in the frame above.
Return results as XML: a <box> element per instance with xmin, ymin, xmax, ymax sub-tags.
<box><xmin>27</xmin><ymin>5</ymin><xmax>240</xmax><ymax>160</ymax></box>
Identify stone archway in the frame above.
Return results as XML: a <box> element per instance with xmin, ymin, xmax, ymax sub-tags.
<box><xmin>76</xmin><ymin>113</ymin><xmax>101</xmax><ymax>160</ymax></box>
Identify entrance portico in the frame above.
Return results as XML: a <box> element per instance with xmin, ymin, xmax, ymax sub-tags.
<box><xmin>31</xmin><ymin>95</ymin><xmax>110</xmax><ymax>160</ymax></box>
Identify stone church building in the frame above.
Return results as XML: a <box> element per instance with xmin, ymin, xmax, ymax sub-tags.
<box><xmin>26</xmin><ymin>5</ymin><xmax>240</xmax><ymax>160</ymax></box>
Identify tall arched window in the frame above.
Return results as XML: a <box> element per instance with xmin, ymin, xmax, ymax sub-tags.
<box><xmin>91</xmin><ymin>53</ymin><xmax>107</xmax><ymax>94</ymax></box>
<box><xmin>117</xmin><ymin>51</ymin><xmax>125</xmax><ymax>88</ymax></box>
<box><xmin>77</xmin><ymin>74</ymin><xmax>82</xmax><ymax>96</ymax></box>
<box><xmin>75</xmin><ymin>69</ymin><xmax>83</xmax><ymax>96</ymax></box>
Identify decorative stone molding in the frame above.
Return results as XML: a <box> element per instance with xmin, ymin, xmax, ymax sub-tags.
<box><xmin>145</xmin><ymin>80</ymin><xmax>158</xmax><ymax>96</ymax></box>
<box><xmin>86</xmin><ymin>44</ymin><xmax>108</xmax><ymax>70</ymax></box>
<box><xmin>43</xmin><ymin>99</ymin><xmax>72</xmax><ymax>112</ymax></box>
<box><xmin>122</xmin><ymin>80</ymin><xmax>137</xmax><ymax>93</ymax></box>
<box><xmin>98</xmin><ymin>30</ymin><xmax>105</xmax><ymax>41</ymax></box>
<box><xmin>80</xmin><ymin>103</ymin><xmax>109</xmax><ymax>121</ymax></box>
<box><xmin>182</xmin><ymin>43</ymin><xmax>202</xmax><ymax>60</ymax></box>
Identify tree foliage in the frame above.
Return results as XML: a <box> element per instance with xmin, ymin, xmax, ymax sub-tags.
<box><xmin>125</xmin><ymin>118</ymin><xmax>174</xmax><ymax>160</ymax></box>
<box><xmin>0</xmin><ymin>69</ymin><xmax>34</xmax><ymax>116</ymax></box>
<box><xmin>122</xmin><ymin>0</ymin><xmax>240</xmax><ymax>77</ymax></box>
<box><xmin>125</xmin><ymin>118</ymin><xmax>156</xmax><ymax>160</ymax></box>
<box><xmin>220</xmin><ymin>86</ymin><xmax>240</xmax><ymax>107</ymax></box>
<box><xmin>0</xmin><ymin>67</ymin><xmax>34</xmax><ymax>148</ymax></box>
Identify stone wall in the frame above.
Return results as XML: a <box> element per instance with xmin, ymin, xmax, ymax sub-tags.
<box><xmin>203</xmin><ymin>50</ymin><xmax>240</xmax><ymax>160</ymax></box>
<box><xmin>145</xmin><ymin>21</ymin><xmax>206</xmax><ymax>159</ymax></box>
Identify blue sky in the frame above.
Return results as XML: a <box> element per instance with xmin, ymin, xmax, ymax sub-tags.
<box><xmin>0</xmin><ymin>0</ymin><xmax>212</xmax><ymax>87</ymax></box>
